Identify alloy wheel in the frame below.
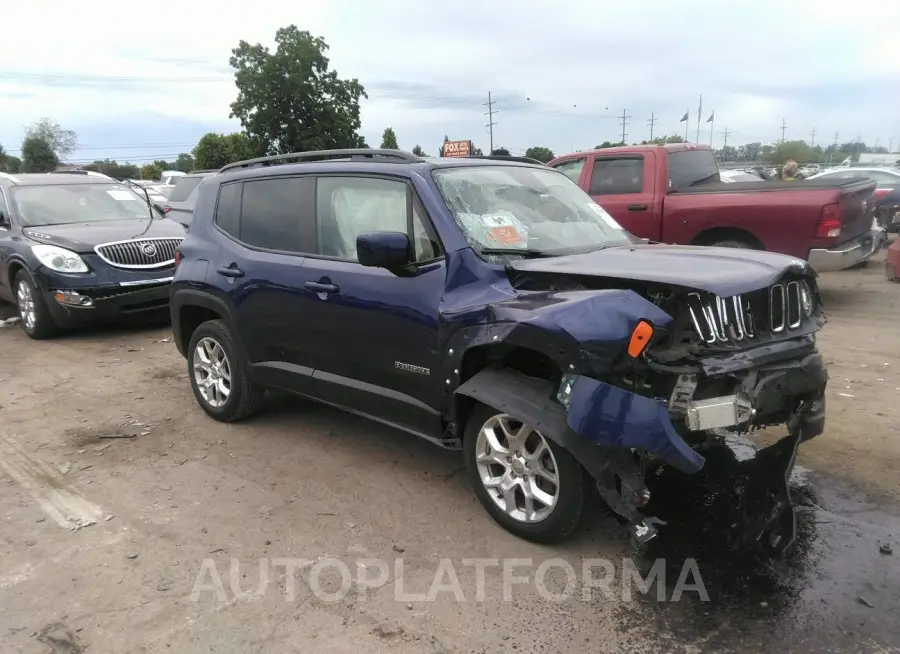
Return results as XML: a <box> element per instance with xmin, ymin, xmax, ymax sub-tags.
<box><xmin>16</xmin><ymin>280</ymin><xmax>36</xmax><ymax>331</ymax></box>
<box><xmin>192</xmin><ymin>337</ymin><xmax>232</xmax><ymax>408</ymax></box>
<box><xmin>474</xmin><ymin>414</ymin><xmax>560</xmax><ymax>523</ymax></box>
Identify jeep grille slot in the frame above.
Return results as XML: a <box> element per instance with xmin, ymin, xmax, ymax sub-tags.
<box><xmin>95</xmin><ymin>238</ymin><xmax>183</xmax><ymax>269</ymax></box>
<box><xmin>688</xmin><ymin>282</ymin><xmax>806</xmax><ymax>345</ymax></box>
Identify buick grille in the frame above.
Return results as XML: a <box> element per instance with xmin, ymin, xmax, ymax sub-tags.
<box><xmin>95</xmin><ymin>238</ymin><xmax>183</xmax><ymax>269</ymax></box>
<box><xmin>687</xmin><ymin>281</ymin><xmax>812</xmax><ymax>345</ymax></box>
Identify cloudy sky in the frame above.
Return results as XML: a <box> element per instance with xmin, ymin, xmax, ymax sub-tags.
<box><xmin>1</xmin><ymin>0</ymin><xmax>898</xmax><ymax>165</ymax></box>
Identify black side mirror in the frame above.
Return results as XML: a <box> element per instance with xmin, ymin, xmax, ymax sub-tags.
<box><xmin>153</xmin><ymin>203</ymin><xmax>166</xmax><ymax>215</ymax></box>
<box><xmin>0</xmin><ymin>212</ymin><xmax>9</xmax><ymax>229</ymax></box>
<box><xmin>357</xmin><ymin>231</ymin><xmax>412</xmax><ymax>269</ymax></box>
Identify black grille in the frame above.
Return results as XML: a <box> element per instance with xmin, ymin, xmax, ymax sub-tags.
<box><xmin>95</xmin><ymin>238</ymin><xmax>182</xmax><ymax>269</ymax></box>
<box><xmin>688</xmin><ymin>281</ymin><xmax>810</xmax><ymax>345</ymax></box>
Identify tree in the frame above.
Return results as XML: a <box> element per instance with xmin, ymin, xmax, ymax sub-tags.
<box><xmin>524</xmin><ymin>146</ymin><xmax>554</xmax><ymax>163</ymax></box>
<box><xmin>438</xmin><ymin>135</ymin><xmax>450</xmax><ymax>157</ymax></box>
<box><xmin>25</xmin><ymin>118</ymin><xmax>77</xmax><ymax>160</ymax></box>
<box><xmin>192</xmin><ymin>132</ymin><xmax>257</xmax><ymax>170</ymax></box>
<box><xmin>174</xmin><ymin>153</ymin><xmax>195</xmax><ymax>172</ymax></box>
<box><xmin>83</xmin><ymin>159</ymin><xmax>140</xmax><ymax>179</ymax></box>
<box><xmin>229</xmin><ymin>26</ymin><xmax>367</xmax><ymax>154</ymax></box>
<box><xmin>381</xmin><ymin>127</ymin><xmax>399</xmax><ymax>149</ymax></box>
<box><xmin>21</xmin><ymin>136</ymin><xmax>59</xmax><ymax>173</ymax></box>
<box><xmin>491</xmin><ymin>148</ymin><xmax>511</xmax><ymax>156</ymax></box>
<box><xmin>140</xmin><ymin>163</ymin><xmax>164</xmax><ymax>180</ymax></box>
<box><xmin>411</xmin><ymin>145</ymin><xmax>426</xmax><ymax>157</ymax></box>
<box><xmin>594</xmin><ymin>141</ymin><xmax>623</xmax><ymax>149</ymax></box>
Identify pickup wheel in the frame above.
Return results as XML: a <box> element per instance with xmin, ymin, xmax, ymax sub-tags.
<box><xmin>708</xmin><ymin>239</ymin><xmax>754</xmax><ymax>250</ymax></box>
<box><xmin>187</xmin><ymin>319</ymin><xmax>264</xmax><ymax>422</ymax></box>
<box><xmin>464</xmin><ymin>403</ymin><xmax>586</xmax><ymax>544</ymax></box>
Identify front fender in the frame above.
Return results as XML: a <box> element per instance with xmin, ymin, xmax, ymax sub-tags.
<box><xmin>455</xmin><ymin>368</ymin><xmax>703</xmax><ymax>476</ymax></box>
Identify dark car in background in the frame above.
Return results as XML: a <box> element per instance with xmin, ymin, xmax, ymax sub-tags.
<box><xmin>162</xmin><ymin>171</ymin><xmax>217</xmax><ymax>228</ymax></box>
<box><xmin>0</xmin><ymin>172</ymin><xmax>184</xmax><ymax>338</ymax></box>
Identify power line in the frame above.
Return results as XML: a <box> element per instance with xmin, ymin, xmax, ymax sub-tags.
<box><xmin>619</xmin><ymin>109</ymin><xmax>631</xmax><ymax>144</ymax></box>
<box><xmin>647</xmin><ymin>112</ymin><xmax>657</xmax><ymax>142</ymax></box>
<box><xmin>483</xmin><ymin>91</ymin><xmax>498</xmax><ymax>154</ymax></box>
<box><xmin>780</xmin><ymin>118</ymin><xmax>788</xmax><ymax>143</ymax></box>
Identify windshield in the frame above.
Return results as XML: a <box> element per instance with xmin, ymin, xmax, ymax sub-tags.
<box><xmin>432</xmin><ymin>165</ymin><xmax>632</xmax><ymax>257</ymax></box>
<box><xmin>11</xmin><ymin>184</ymin><xmax>151</xmax><ymax>227</ymax></box>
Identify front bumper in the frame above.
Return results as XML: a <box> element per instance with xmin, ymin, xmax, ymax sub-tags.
<box><xmin>807</xmin><ymin>228</ymin><xmax>886</xmax><ymax>272</ymax></box>
<box><xmin>35</xmin><ymin>272</ymin><xmax>173</xmax><ymax>327</ymax></box>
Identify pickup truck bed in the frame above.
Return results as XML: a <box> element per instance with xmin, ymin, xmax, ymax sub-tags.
<box><xmin>549</xmin><ymin>144</ymin><xmax>885</xmax><ymax>271</ymax></box>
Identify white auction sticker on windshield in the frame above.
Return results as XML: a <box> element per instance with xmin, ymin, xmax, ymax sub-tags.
<box><xmin>586</xmin><ymin>203</ymin><xmax>622</xmax><ymax>229</ymax></box>
<box><xmin>107</xmin><ymin>190</ymin><xmax>139</xmax><ymax>201</ymax></box>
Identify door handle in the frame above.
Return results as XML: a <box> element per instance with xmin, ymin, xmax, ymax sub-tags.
<box><xmin>216</xmin><ymin>266</ymin><xmax>244</xmax><ymax>278</ymax></box>
<box><xmin>305</xmin><ymin>281</ymin><xmax>339</xmax><ymax>294</ymax></box>
<box><xmin>627</xmin><ymin>204</ymin><xmax>649</xmax><ymax>211</ymax></box>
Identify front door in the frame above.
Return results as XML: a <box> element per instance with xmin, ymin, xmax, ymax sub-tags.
<box><xmin>295</xmin><ymin>174</ymin><xmax>446</xmax><ymax>436</ymax></box>
<box><xmin>584</xmin><ymin>154</ymin><xmax>659</xmax><ymax>239</ymax></box>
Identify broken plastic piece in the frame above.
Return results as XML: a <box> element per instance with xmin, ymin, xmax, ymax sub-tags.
<box><xmin>627</xmin><ymin>320</ymin><xmax>654</xmax><ymax>358</ymax></box>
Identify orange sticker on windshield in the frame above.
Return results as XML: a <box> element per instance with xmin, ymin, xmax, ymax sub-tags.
<box><xmin>487</xmin><ymin>226</ymin><xmax>525</xmax><ymax>245</ymax></box>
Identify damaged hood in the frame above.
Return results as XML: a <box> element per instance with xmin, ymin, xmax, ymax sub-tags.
<box><xmin>509</xmin><ymin>244</ymin><xmax>811</xmax><ymax>296</ymax></box>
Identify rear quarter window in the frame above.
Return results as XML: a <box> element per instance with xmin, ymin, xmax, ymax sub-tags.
<box><xmin>168</xmin><ymin>176</ymin><xmax>204</xmax><ymax>202</ymax></box>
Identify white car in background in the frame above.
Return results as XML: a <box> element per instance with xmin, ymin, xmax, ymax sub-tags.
<box><xmin>719</xmin><ymin>170</ymin><xmax>766</xmax><ymax>183</ymax></box>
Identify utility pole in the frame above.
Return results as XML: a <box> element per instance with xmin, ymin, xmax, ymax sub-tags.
<box><xmin>890</xmin><ymin>138</ymin><xmax>894</xmax><ymax>152</ymax></box>
<box><xmin>619</xmin><ymin>109</ymin><xmax>631</xmax><ymax>144</ymax></box>
<box><xmin>780</xmin><ymin>118</ymin><xmax>788</xmax><ymax>143</ymax></box>
<box><xmin>809</xmin><ymin>126</ymin><xmax>816</xmax><ymax>148</ymax></box>
<box><xmin>647</xmin><ymin>112</ymin><xmax>657</xmax><ymax>142</ymax></box>
<box><xmin>829</xmin><ymin>131</ymin><xmax>839</xmax><ymax>164</ymax></box>
<box><xmin>875</xmin><ymin>137</ymin><xmax>880</xmax><ymax>149</ymax></box>
<box><xmin>695</xmin><ymin>95</ymin><xmax>703</xmax><ymax>142</ymax></box>
<box><xmin>483</xmin><ymin>91</ymin><xmax>497</xmax><ymax>154</ymax></box>
<box><xmin>720</xmin><ymin>126</ymin><xmax>731</xmax><ymax>161</ymax></box>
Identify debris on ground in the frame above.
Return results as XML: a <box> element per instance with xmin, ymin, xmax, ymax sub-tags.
<box><xmin>0</xmin><ymin>317</ymin><xmax>21</xmax><ymax>327</ymax></box>
<box><xmin>880</xmin><ymin>543</ymin><xmax>893</xmax><ymax>555</ymax></box>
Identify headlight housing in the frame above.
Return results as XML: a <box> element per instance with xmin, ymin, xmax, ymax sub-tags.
<box><xmin>799</xmin><ymin>279</ymin><xmax>814</xmax><ymax>316</ymax></box>
<box><xmin>31</xmin><ymin>244</ymin><xmax>89</xmax><ymax>273</ymax></box>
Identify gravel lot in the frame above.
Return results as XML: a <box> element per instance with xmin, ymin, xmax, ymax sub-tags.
<box><xmin>1</xmin><ymin>242</ymin><xmax>898</xmax><ymax>653</ymax></box>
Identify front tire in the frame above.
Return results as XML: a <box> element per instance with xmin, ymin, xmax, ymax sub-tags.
<box><xmin>14</xmin><ymin>271</ymin><xmax>57</xmax><ymax>339</ymax></box>
<box><xmin>187</xmin><ymin>319</ymin><xmax>263</xmax><ymax>422</ymax></box>
<box><xmin>464</xmin><ymin>403</ymin><xmax>587</xmax><ymax>544</ymax></box>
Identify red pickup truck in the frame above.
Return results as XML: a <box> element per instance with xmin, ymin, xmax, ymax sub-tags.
<box><xmin>548</xmin><ymin>144</ymin><xmax>885</xmax><ymax>271</ymax></box>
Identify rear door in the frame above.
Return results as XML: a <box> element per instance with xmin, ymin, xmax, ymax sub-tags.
<box><xmin>582</xmin><ymin>153</ymin><xmax>659</xmax><ymax>239</ymax></box>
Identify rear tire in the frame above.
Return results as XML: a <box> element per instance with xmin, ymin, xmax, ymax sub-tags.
<box><xmin>187</xmin><ymin>319</ymin><xmax>264</xmax><ymax>422</ymax></box>
<box><xmin>464</xmin><ymin>402</ymin><xmax>586</xmax><ymax>544</ymax></box>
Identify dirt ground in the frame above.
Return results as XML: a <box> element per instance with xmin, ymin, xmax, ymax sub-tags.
<box><xmin>1</xmin><ymin>242</ymin><xmax>898</xmax><ymax>654</ymax></box>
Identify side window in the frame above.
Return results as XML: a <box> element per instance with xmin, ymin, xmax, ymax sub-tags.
<box><xmin>239</xmin><ymin>177</ymin><xmax>310</xmax><ymax>252</ymax></box>
<box><xmin>214</xmin><ymin>183</ymin><xmax>241</xmax><ymax>238</ymax></box>
<box><xmin>316</xmin><ymin>177</ymin><xmax>440</xmax><ymax>263</ymax></box>
<box><xmin>0</xmin><ymin>190</ymin><xmax>9</xmax><ymax>224</ymax></box>
<box><xmin>589</xmin><ymin>158</ymin><xmax>644</xmax><ymax>194</ymax></box>
<box><xmin>551</xmin><ymin>158</ymin><xmax>586</xmax><ymax>183</ymax></box>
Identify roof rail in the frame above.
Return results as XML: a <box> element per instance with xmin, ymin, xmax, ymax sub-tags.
<box><xmin>467</xmin><ymin>155</ymin><xmax>547</xmax><ymax>166</ymax></box>
<box><xmin>219</xmin><ymin>149</ymin><xmax>424</xmax><ymax>173</ymax></box>
<box><xmin>187</xmin><ymin>169</ymin><xmax>219</xmax><ymax>174</ymax></box>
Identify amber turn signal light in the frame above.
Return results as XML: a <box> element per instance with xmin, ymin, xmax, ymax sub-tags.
<box><xmin>627</xmin><ymin>320</ymin><xmax>654</xmax><ymax>358</ymax></box>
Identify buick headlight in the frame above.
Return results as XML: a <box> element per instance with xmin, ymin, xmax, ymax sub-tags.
<box><xmin>31</xmin><ymin>244</ymin><xmax>89</xmax><ymax>273</ymax></box>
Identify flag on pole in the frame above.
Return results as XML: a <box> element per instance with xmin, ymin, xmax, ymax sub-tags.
<box><xmin>679</xmin><ymin>111</ymin><xmax>689</xmax><ymax>122</ymax></box>
<box><xmin>706</xmin><ymin>111</ymin><xmax>715</xmax><ymax>123</ymax></box>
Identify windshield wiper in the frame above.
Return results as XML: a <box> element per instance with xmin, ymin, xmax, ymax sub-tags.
<box><xmin>479</xmin><ymin>247</ymin><xmax>555</xmax><ymax>259</ymax></box>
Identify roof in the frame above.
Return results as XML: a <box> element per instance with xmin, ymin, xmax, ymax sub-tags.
<box><xmin>551</xmin><ymin>142</ymin><xmax>712</xmax><ymax>163</ymax></box>
<box><xmin>0</xmin><ymin>172</ymin><xmax>121</xmax><ymax>186</ymax></box>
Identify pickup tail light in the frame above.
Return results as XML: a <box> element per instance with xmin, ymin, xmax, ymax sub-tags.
<box><xmin>874</xmin><ymin>188</ymin><xmax>891</xmax><ymax>199</ymax></box>
<box><xmin>174</xmin><ymin>250</ymin><xmax>182</xmax><ymax>268</ymax></box>
<box><xmin>162</xmin><ymin>206</ymin><xmax>172</xmax><ymax>213</ymax></box>
<box><xmin>815</xmin><ymin>202</ymin><xmax>842</xmax><ymax>239</ymax></box>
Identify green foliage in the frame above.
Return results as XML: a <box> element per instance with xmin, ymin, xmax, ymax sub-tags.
<box><xmin>524</xmin><ymin>146</ymin><xmax>554</xmax><ymax>163</ymax></box>
<box><xmin>0</xmin><ymin>144</ymin><xmax>20</xmax><ymax>173</ymax></box>
<box><xmin>640</xmin><ymin>134</ymin><xmax>685</xmax><ymax>146</ymax></box>
<box><xmin>594</xmin><ymin>141</ymin><xmax>624</xmax><ymax>149</ymax></box>
<box><xmin>380</xmin><ymin>127</ymin><xmax>399</xmax><ymax>149</ymax></box>
<box><xmin>490</xmin><ymin>148</ymin><xmax>511</xmax><ymax>156</ymax></box>
<box><xmin>229</xmin><ymin>25</ymin><xmax>367</xmax><ymax>154</ymax></box>
<box><xmin>174</xmin><ymin>153</ymin><xmax>194</xmax><ymax>172</ymax></box>
<box><xmin>25</xmin><ymin>117</ymin><xmax>77</xmax><ymax>159</ymax></box>
<box><xmin>438</xmin><ymin>135</ymin><xmax>450</xmax><ymax>157</ymax></box>
<box><xmin>192</xmin><ymin>132</ymin><xmax>257</xmax><ymax>170</ymax></box>
<box><xmin>20</xmin><ymin>136</ymin><xmax>59</xmax><ymax>173</ymax></box>
<box><xmin>411</xmin><ymin>144</ymin><xmax>426</xmax><ymax>157</ymax></box>
<box><xmin>140</xmin><ymin>163</ymin><xmax>164</xmax><ymax>180</ymax></box>
<box><xmin>83</xmin><ymin>159</ymin><xmax>140</xmax><ymax>179</ymax></box>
